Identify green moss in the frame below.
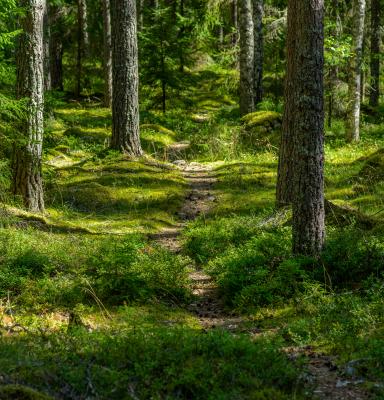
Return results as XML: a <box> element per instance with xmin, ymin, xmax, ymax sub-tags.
<box><xmin>0</xmin><ymin>385</ymin><xmax>53</xmax><ymax>400</ymax></box>
<box><xmin>241</xmin><ymin>111</ymin><xmax>282</xmax><ymax>129</ymax></box>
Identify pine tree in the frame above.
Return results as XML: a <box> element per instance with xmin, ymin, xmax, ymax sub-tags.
<box><xmin>238</xmin><ymin>0</ymin><xmax>254</xmax><ymax>116</ymax></box>
<box><xmin>345</xmin><ymin>0</ymin><xmax>366</xmax><ymax>142</ymax></box>
<box><xmin>369</xmin><ymin>0</ymin><xmax>380</xmax><ymax>107</ymax></box>
<box><xmin>13</xmin><ymin>0</ymin><xmax>45</xmax><ymax>212</ymax></box>
<box><xmin>110</xmin><ymin>0</ymin><xmax>142</xmax><ymax>155</ymax></box>
<box><xmin>291</xmin><ymin>0</ymin><xmax>325</xmax><ymax>256</ymax></box>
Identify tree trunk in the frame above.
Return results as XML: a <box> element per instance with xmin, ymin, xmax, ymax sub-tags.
<box><xmin>76</xmin><ymin>0</ymin><xmax>88</xmax><ymax>97</ymax></box>
<box><xmin>137</xmin><ymin>0</ymin><xmax>143</xmax><ymax>31</ymax></box>
<box><xmin>276</xmin><ymin>0</ymin><xmax>297</xmax><ymax>207</ymax></box>
<box><xmin>110</xmin><ymin>0</ymin><xmax>142</xmax><ymax>156</ymax></box>
<box><xmin>13</xmin><ymin>0</ymin><xmax>45</xmax><ymax>212</ymax></box>
<box><xmin>43</xmin><ymin>2</ymin><xmax>51</xmax><ymax>91</ymax></box>
<box><xmin>102</xmin><ymin>0</ymin><xmax>113</xmax><ymax>107</ymax></box>
<box><xmin>231</xmin><ymin>0</ymin><xmax>238</xmax><ymax>45</ymax></box>
<box><xmin>238</xmin><ymin>0</ymin><xmax>254</xmax><ymax>116</ymax></box>
<box><xmin>252</xmin><ymin>0</ymin><xmax>263</xmax><ymax>105</ymax></box>
<box><xmin>369</xmin><ymin>0</ymin><xmax>380</xmax><ymax>107</ymax></box>
<box><xmin>291</xmin><ymin>0</ymin><xmax>325</xmax><ymax>256</ymax></box>
<box><xmin>49</xmin><ymin>5</ymin><xmax>64</xmax><ymax>91</ymax></box>
<box><xmin>345</xmin><ymin>0</ymin><xmax>366</xmax><ymax>142</ymax></box>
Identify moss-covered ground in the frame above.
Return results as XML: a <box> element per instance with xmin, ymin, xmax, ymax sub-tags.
<box><xmin>0</xmin><ymin>67</ymin><xmax>383</xmax><ymax>398</ymax></box>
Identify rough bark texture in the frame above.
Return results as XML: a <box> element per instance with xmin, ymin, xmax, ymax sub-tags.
<box><xmin>102</xmin><ymin>0</ymin><xmax>113</xmax><ymax>107</ymax></box>
<box><xmin>76</xmin><ymin>0</ymin><xmax>88</xmax><ymax>97</ymax></box>
<box><xmin>345</xmin><ymin>0</ymin><xmax>366</xmax><ymax>142</ymax></box>
<box><xmin>369</xmin><ymin>0</ymin><xmax>380</xmax><ymax>107</ymax></box>
<box><xmin>276</xmin><ymin>0</ymin><xmax>297</xmax><ymax>207</ymax></box>
<box><xmin>238</xmin><ymin>0</ymin><xmax>254</xmax><ymax>116</ymax></box>
<box><xmin>291</xmin><ymin>0</ymin><xmax>325</xmax><ymax>256</ymax></box>
<box><xmin>252</xmin><ymin>0</ymin><xmax>263</xmax><ymax>105</ymax></box>
<box><xmin>13</xmin><ymin>0</ymin><xmax>45</xmax><ymax>212</ymax></box>
<box><xmin>43</xmin><ymin>2</ymin><xmax>51</xmax><ymax>90</ymax></box>
<box><xmin>110</xmin><ymin>0</ymin><xmax>142</xmax><ymax>156</ymax></box>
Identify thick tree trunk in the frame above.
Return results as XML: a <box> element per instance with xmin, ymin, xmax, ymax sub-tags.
<box><xmin>369</xmin><ymin>0</ymin><xmax>380</xmax><ymax>107</ymax></box>
<box><xmin>110</xmin><ymin>0</ymin><xmax>142</xmax><ymax>156</ymax></box>
<box><xmin>43</xmin><ymin>2</ymin><xmax>51</xmax><ymax>91</ymax></box>
<box><xmin>252</xmin><ymin>0</ymin><xmax>263</xmax><ymax>105</ymax></box>
<box><xmin>238</xmin><ymin>0</ymin><xmax>254</xmax><ymax>116</ymax></box>
<box><xmin>76</xmin><ymin>0</ymin><xmax>88</xmax><ymax>97</ymax></box>
<box><xmin>291</xmin><ymin>0</ymin><xmax>325</xmax><ymax>256</ymax></box>
<box><xmin>102</xmin><ymin>0</ymin><xmax>113</xmax><ymax>107</ymax></box>
<box><xmin>276</xmin><ymin>0</ymin><xmax>297</xmax><ymax>207</ymax></box>
<box><xmin>345</xmin><ymin>0</ymin><xmax>366</xmax><ymax>142</ymax></box>
<box><xmin>13</xmin><ymin>0</ymin><xmax>45</xmax><ymax>212</ymax></box>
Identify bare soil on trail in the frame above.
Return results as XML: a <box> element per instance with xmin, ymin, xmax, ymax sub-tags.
<box><xmin>151</xmin><ymin>159</ymin><xmax>371</xmax><ymax>399</ymax></box>
<box><xmin>288</xmin><ymin>347</ymin><xmax>371</xmax><ymax>400</ymax></box>
<box><xmin>151</xmin><ymin>160</ymin><xmax>242</xmax><ymax>329</ymax></box>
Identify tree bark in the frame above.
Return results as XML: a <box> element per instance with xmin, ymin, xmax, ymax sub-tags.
<box><xmin>345</xmin><ymin>0</ymin><xmax>366</xmax><ymax>142</ymax></box>
<box><xmin>49</xmin><ymin>5</ymin><xmax>64</xmax><ymax>91</ymax></box>
<box><xmin>110</xmin><ymin>0</ymin><xmax>142</xmax><ymax>156</ymax></box>
<box><xmin>43</xmin><ymin>2</ymin><xmax>51</xmax><ymax>91</ymax></box>
<box><xmin>252</xmin><ymin>0</ymin><xmax>263</xmax><ymax>105</ymax></box>
<box><xmin>76</xmin><ymin>0</ymin><xmax>88</xmax><ymax>97</ymax></box>
<box><xmin>276</xmin><ymin>0</ymin><xmax>297</xmax><ymax>207</ymax></box>
<box><xmin>102</xmin><ymin>0</ymin><xmax>113</xmax><ymax>107</ymax></box>
<box><xmin>13</xmin><ymin>0</ymin><xmax>45</xmax><ymax>212</ymax></box>
<box><xmin>238</xmin><ymin>0</ymin><xmax>254</xmax><ymax>116</ymax></box>
<box><xmin>291</xmin><ymin>0</ymin><xmax>325</xmax><ymax>256</ymax></box>
<box><xmin>231</xmin><ymin>0</ymin><xmax>238</xmax><ymax>45</ymax></box>
<box><xmin>369</xmin><ymin>0</ymin><xmax>380</xmax><ymax>107</ymax></box>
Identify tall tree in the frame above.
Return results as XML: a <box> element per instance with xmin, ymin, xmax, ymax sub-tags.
<box><xmin>13</xmin><ymin>0</ymin><xmax>45</xmax><ymax>212</ymax></box>
<box><xmin>231</xmin><ymin>0</ymin><xmax>238</xmax><ymax>45</ymax></box>
<box><xmin>43</xmin><ymin>1</ymin><xmax>51</xmax><ymax>91</ymax></box>
<box><xmin>75</xmin><ymin>0</ymin><xmax>89</xmax><ymax>97</ymax></box>
<box><xmin>345</xmin><ymin>0</ymin><xmax>366</xmax><ymax>142</ymax></box>
<box><xmin>48</xmin><ymin>4</ymin><xmax>65</xmax><ymax>91</ymax></box>
<box><xmin>291</xmin><ymin>0</ymin><xmax>325</xmax><ymax>256</ymax></box>
<box><xmin>238</xmin><ymin>0</ymin><xmax>254</xmax><ymax>116</ymax></box>
<box><xmin>252</xmin><ymin>0</ymin><xmax>263</xmax><ymax>105</ymax></box>
<box><xmin>369</xmin><ymin>0</ymin><xmax>381</xmax><ymax>107</ymax></box>
<box><xmin>102</xmin><ymin>0</ymin><xmax>112</xmax><ymax>107</ymax></box>
<box><xmin>276</xmin><ymin>0</ymin><xmax>297</xmax><ymax>207</ymax></box>
<box><xmin>110</xmin><ymin>0</ymin><xmax>142</xmax><ymax>155</ymax></box>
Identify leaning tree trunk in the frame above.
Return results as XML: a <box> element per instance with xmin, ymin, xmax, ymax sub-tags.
<box><xmin>238</xmin><ymin>0</ymin><xmax>254</xmax><ymax>116</ymax></box>
<box><xmin>345</xmin><ymin>0</ymin><xmax>366</xmax><ymax>142</ymax></box>
<box><xmin>76</xmin><ymin>0</ymin><xmax>88</xmax><ymax>97</ymax></box>
<box><xmin>110</xmin><ymin>0</ymin><xmax>142</xmax><ymax>156</ymax></box>
<box><xmin>369</xmin><ymin>0</ymin><xmax>380</xmax><ymax>107</ymax></box>
<box><xmin>13</xmin><ymin>0</ymin><xmax>45</xmax><ymax>212</ymax></box>
<box><xmin>276</xmin><ymin>0</ymin><xmax>297</xmax><ymax>207</ymax></box>
<box><xmin>102</xmin><ymin>0</ymin><xmax>113</xmax><ymax>107</ymax></box>
<box><xmin>291</xmin><ymin>0</ymin><xmax>325</xmax><ymax>256</ymax></box>
<box><xmin>252</xmin><ymin>0</ymin><xmax>263</xmax><ymax>105</ymax></box>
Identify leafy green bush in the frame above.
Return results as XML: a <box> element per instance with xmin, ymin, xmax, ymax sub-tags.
<box><xmin>319</xmin><ymin>229</ymin><xmax>384</xmax><ymax>287</ymax></box>
<box><xmin>0</xmin><ymin>330</ymin><xmax>302</xmax><ymax>399</ymax></box>
<box><xmin>91</xmin><ymin>237</ymin><xmax>191</xmax><ymax>304</ymax></box>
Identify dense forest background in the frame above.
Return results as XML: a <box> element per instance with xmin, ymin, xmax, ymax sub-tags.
<box><xmin>0</xmin><ymin>0</ymin><xmax>384</xmax><ymax>399</ymax></box>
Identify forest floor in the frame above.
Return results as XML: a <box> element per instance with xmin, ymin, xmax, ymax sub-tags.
<box><xmin>0</xmin><ymin>67</ymin><xmax>383</xmax><ymax>399</ymax></box>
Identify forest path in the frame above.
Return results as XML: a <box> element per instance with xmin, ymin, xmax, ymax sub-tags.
<box><xmin>151</xmin><ymin>160</ymin><xmax>242</xmax><ymax>329</ymax></box>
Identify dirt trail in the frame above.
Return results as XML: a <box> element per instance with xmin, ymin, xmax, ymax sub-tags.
<box><xmin>151</xmin><ymin>160</ymin><xmax>242</xmax><ymax>329</ymax></box>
